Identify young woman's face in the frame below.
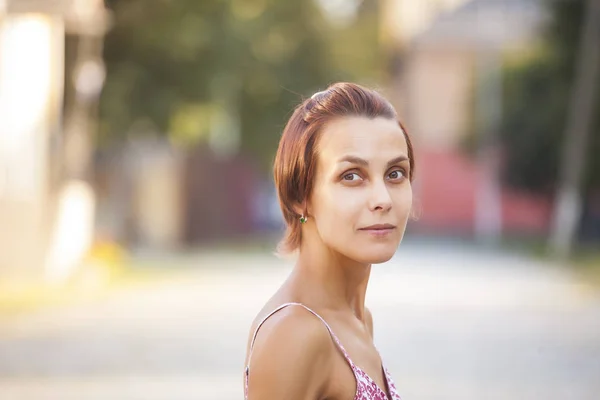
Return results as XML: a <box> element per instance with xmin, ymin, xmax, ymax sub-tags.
<box><xmin>309</xmin><ymin>116</ymin><xmax>412</xmax><ymax>264</ymax></box>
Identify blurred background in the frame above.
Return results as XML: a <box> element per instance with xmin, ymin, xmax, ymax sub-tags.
<box><xmin>0</xmin><ymin>0</ymin><xmax>599</xmax><ymax>399</ymax></box>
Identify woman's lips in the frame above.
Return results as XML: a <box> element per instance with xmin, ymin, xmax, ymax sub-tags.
<box><xmin>359</xmin><ymin>224</ymin><xmax>396</xmax><ymax>237</ymax></box>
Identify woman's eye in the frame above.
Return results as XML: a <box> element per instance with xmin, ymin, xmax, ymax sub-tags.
<box><xmin>388</xmin><ymin>170</ymin><xmax>405</xmax><ymax>180</ymax></box>
<box><xmin>343</xmin><ymin>172</ymin><xmax>361</xmax><ymax>181</ymax></box>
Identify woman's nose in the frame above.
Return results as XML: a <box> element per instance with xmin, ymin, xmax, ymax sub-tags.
<box><xmin>368</xmin><ymin>180</ymin><xmax>392</xmax><ymax>212</ymax></box>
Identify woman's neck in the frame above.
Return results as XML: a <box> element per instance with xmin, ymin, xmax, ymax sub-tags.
<box><xmin>291</xmin><ymin>240</ymin><xmax>371</xmax><ymax>322</ymax></box>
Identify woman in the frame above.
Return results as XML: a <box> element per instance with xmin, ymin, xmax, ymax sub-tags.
<box><xmin>244</xmin><ymin>82</ymin><xmax>414</xmax><ymax>400</ymax></box>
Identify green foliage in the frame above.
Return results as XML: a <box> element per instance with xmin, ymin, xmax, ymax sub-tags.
<box><xmin>99</xmin><ymin>0</ymin><xmax>383</xmax><ymax>170</ymax></box>
<box><xmin>500</xmin><ymin>0</ymin><xmax>600</xmax><ymax>195</ymax></box>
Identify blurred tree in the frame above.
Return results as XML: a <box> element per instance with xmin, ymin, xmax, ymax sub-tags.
<box><xmin>500</xmin><ymin>0</ymin><xmax>600</xmax><ymax>196</ymax></box>
<box><xmin>99</xmin><ymin>0</ymin><xmax>383</xmax><ymax>170</ymax></box>
<box><xmin>548</xmin><ymin>0</ymin><xmax>600</xmax><ymax>257</ymax></box>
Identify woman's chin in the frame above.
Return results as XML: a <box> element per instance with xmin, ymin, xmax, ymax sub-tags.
<box><xmin>350</xmin><ymin>245</ymin><xmax>397</xmax><ymax>265</ymax></box>
<box><xmin>369</xmin><ymin>252</ymin><xmax>396</xmax><ymax>264</ymax></box>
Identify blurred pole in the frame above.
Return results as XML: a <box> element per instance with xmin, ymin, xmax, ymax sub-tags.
<box><xmin>63</xmin><ymin>28</ymin><xmax>106</xmax><ymax>181</ymax></box>
<box><xmin>549</xmin><ymin>0</ymin><xmax>600</xmax><ymax>259</ymax></box>
<box><xmin>0</xmin><ymin>0</ymin><xmax>108</xmax><ymax>282</ymax></box>
<box><xmin>474</xmin><ymin>49</ymin><xmax>503</xmax><ymax>245</ymax></box>
<box><xmin>0</xmin><ymin>12</ymin><xmax>64</xmax><ymax>279</ymax></box>
<box><xmin>45</xmin><ymin>0</ymin><xmax>109</xmax><ymax>282</ymax></box>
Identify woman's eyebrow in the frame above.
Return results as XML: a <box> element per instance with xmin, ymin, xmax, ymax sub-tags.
<box><xmin>386</xmin><ymin>155</ymin><xmax>409</xmax><ymax>168</ymax></box>
<box><xmin>337</xmin><ymin>155</ymin><xmax>368</xmax><ymax>167</ymax></box>
<box><xmin>337</xmin><ymin>155</ymin><xmax>408</xmax><ymax>168</ymax></box>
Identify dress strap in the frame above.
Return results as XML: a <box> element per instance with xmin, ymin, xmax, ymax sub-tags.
<box><xmin>247</xmin><ymin>302</ymin><xmax>354</xmax><ymax>368</ymax></box>
<box><xmin>244</xmin><ymin>302</ymin><xmax>355</xmax><ymax>399</ymax></box>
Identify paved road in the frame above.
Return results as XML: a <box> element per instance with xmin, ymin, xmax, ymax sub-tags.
<box><xmin>1</xmin><ymin>241</ymin><xmax>599</xmax><ymax>399</ymax></box>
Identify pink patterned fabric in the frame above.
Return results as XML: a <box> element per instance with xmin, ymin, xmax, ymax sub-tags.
<box><xmin>244</xmin><ymin>302</ymin><xmax>402</xmax><ymax>400</ymax></box>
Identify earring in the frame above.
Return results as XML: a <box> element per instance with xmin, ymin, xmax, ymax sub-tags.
<box><xmin>300</xmin><ymin>214</ymin><xmax>308</xmax><ymax>224</ymax></box>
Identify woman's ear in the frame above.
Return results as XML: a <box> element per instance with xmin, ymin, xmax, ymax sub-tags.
<box><xmin>291</xmin><ymin>202</ymin><xmax>304</xmax><ymax>218</ymax></box>
<box><xmin>292</xmin><ymin>201</ymin><xmax>310</xmax><ymax>218</ymax></box>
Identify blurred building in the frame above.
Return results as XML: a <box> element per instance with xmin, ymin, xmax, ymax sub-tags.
<box><xmin>0</xmin><ymin>0</ymin><xmax>108</xmax><ymax>281</ymax></box>
<box><xmin>383</xmin><ymin>0</ymin><xmax>549</xmax><ymax>238</ymax></box>
<box><xmin>94</xmin><ymin>137</ymin><xmax>264</xmax><ymax>252</ymax></box>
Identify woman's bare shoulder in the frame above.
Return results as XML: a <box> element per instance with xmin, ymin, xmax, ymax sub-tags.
<box><xmin>245</xmin><ymin>305</ymin><xmax>334</xmax><ymax>399</ymax></box>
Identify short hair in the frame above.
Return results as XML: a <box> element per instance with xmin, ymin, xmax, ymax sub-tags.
<box><xmin>273</xmin><ymin>82</ymin><xmax>415</xmax><ymax>255</ymax></box>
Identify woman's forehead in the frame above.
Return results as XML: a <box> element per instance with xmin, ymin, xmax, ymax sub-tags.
<box><xmin>317</xmin><ymin>116</ymin><xmax>408</xmax><ymax>162</ymax></box>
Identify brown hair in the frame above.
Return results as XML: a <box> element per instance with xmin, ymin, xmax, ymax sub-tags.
<box><xmin>273</xmin><ymin>82</ymin><xmax>415</xmax><ymax>254</ymax></box>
